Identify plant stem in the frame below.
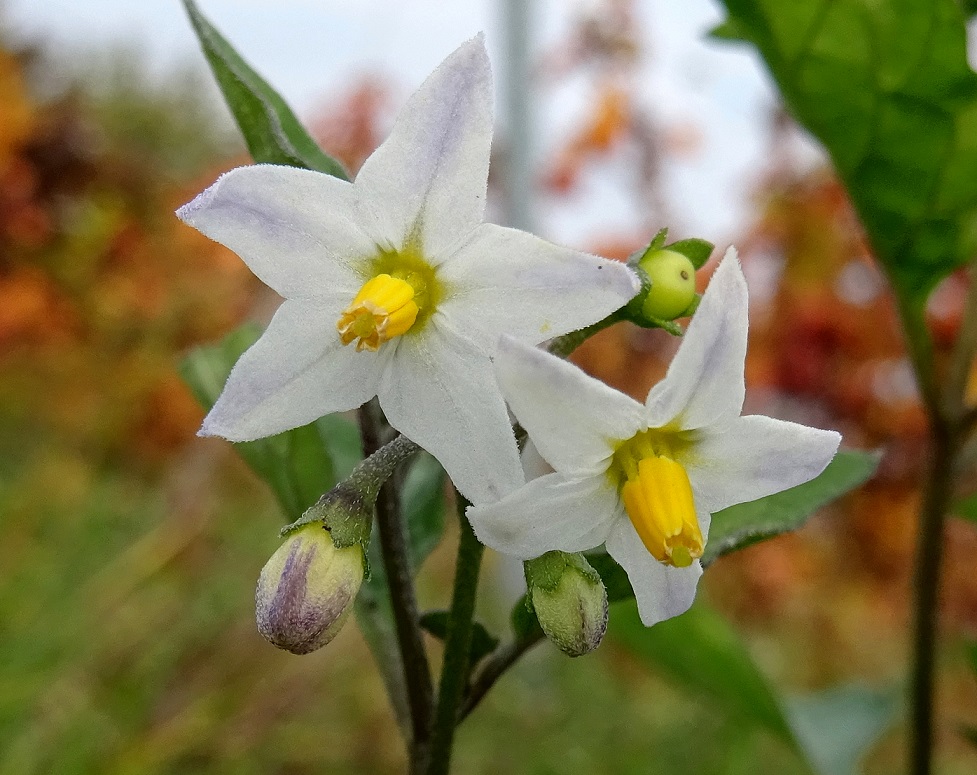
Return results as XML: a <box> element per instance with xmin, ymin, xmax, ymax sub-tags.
<box><xmin>358</xmin><ymin>406</ymin><xmax>433</xmax><ymax>771</ymax></box>
<box><xmin>457</xmin><ymin>631</ymin><xmax>545</xmax><ymax>722</ymax></box>
<box><xmin>426</xmin><ymin>494</ymin><xmax>484</xmax><ymax>775</ymax></box>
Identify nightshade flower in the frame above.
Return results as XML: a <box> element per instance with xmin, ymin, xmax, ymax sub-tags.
<box><xmin>467</xmin><ymin>251</ymin><xmax>841</xmax><ymax>625</ymax></box>
<box><xmin>176</xmin><ymin>37</ymin><xmax>638</xmax><ymax>504</ymax></box>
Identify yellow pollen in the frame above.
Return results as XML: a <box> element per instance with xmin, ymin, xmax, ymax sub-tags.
<box><xmin>337</xmin><ymin>274</ymin><xmax>419</xmax><ymax>352</ymax></box>
<box><xmin>620</xmin><ymin>455</ymin><xmax>703</xmax><ymax>568</ymax></box>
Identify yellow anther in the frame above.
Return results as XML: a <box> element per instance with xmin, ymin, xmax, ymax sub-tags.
<box><xmin>620</xmin><ymin>455</ymin><xmax>703</xmax><ymax>568</ymax></box>
<box><xmin>337</xmin><ymin>274</ymin><xmax>419</xmax><ymax>351</ymax></box>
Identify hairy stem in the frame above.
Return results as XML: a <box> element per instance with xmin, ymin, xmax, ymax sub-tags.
<box><xmin>426</xmin><ymin>495</ymin><xmax>484</xmax><ymax>775</ymax></box>
<box><xmin>358</xmin><ymin>406</ymin><xmax>433</xmax><ymax>771</ymax></box>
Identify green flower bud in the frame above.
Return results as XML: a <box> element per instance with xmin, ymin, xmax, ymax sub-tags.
<box><xmin>525</xmin><ymin>551</ymin><xmax>608</xmax><ymax>657</ymax></box>
<box><xmin>637</xmin><ymin>248</ymin><xmax>697</xmax><ymax>320</ymax></box>
<box><xmin>256</xmin><ymin>524</ymin><xmax>364</xmax><ymax>655</ymax></box>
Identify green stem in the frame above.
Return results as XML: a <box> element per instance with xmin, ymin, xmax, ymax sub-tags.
<box><xmin>358</xmin><ymin>407</ymin><xmax>433</xmax><ymax>771</ymax></box>
<box><xmin>547</xmin><ymin>312</ymin><xmax>623</xmax><ymax>359</ymax></box>
<box><xmin>426</xmin><ymin>494</ymin><xmax>484</xmax><ymax>775</ymax></box>
<box><xmin>457</xmin><ymin>632</ymin><xmax>545</xmax><ymax>723</ymax></box>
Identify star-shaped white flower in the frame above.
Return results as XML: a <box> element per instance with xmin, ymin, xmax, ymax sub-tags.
<box><xmin>467</xmin><ymin>251</ymin><xmax>841</xmax><ymax>625</ymax></box>
<box><xmin>177</xmin><ymin>37</ymin><xmax>639</xmax><ymax>504</ymax></box>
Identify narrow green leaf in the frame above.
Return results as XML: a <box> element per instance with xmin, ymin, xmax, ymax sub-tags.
<box><xmin>401</xmin><ymin>453</ymin><xmax>446</xmax><ymax>572</ymax></box>
<box><xmin>785</xmin><ymin>684</ymin><xmax>900</xmax><ymax>775</ymax></box>
<box><xmin>585</xmin><ymin>551</ymin><xmax>635</xmax><ymax>603</ymax></box>
<box><xmin>180</xmin><ymin>324</ymin><xmax>359</xmax><ymax>519</ymax></box>
<box><xmin>182</xmin><ymin>0</ymin><xmax>348</xmax><ymax>178</ymax></box>
<box><xmin>609</xmin><ymin>601</ymin><xmax>796</xmax><ymax>743</ymax></box>
<box><xmin>419</xmin><ymin>610</ymin><xmax>499</xmax><ymax>666</ymax></box>
<box><xmin>704</xmin><ymin>450</ymin><xmax>879</xmax><ymax>565</ymax></box>
<box><xmin>717</xmin><ymin>0</ymin><xmax>977</xmax><ymax>306</ymax></box>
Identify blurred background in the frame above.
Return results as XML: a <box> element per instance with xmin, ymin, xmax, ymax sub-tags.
<box><xmin>2</xmin><ymin>0</ymin><xmax>977</xmax><ymax>773</ymax></box>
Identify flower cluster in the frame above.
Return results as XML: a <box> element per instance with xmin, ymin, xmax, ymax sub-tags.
<box><xmin>179</xmin><ymin>36</ymin><xmax>840</xmax><ymax>647</ymax></box>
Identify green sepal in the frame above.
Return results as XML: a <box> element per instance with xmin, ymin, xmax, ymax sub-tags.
<box><xmin>510</xmin><ymin>594</ymin><xmax>544</xmax><ymax>643</ymax></box>
<box><xmin>681</xmin><ymin>292</ymin><xmax>702</xmax><ymax>318</ymax></box>
<box><xmin>663</xmin><ymin>238</ymin><xmax>714</xmax><ymax>269</ymax></box>
<box><xmin>584</xmin><ymin>551</ymin><xmax>635</xmax><ymax>603</ymax></box>
<box><xmin>182</xmin><ymin>0</ymin><xmax>348</xmax><ymax>179</ymax></box>
<box><xmin>418</xmin><ymin>610</ymin><xmax>499</xmax><ymax>667</ymax></box>
<box><xmin>524</xmin><ymin>550</ymin><xmax>601</xmax><ymax>593</ymax></box>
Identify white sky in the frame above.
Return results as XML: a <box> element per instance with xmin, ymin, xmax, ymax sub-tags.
<box><xmin>2</xmin><ymin>0</ymin><xmax>820</xmax><ymax>249</ymax></box>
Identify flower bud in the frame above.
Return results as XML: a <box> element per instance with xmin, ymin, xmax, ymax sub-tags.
<box><xmin>256</xmin><ymin>524</ymin><xmax>364</xmax><ymax>654</ymax></box>
<box><xmin>637</xmin><ymin>248</ymin><xmax>697</xmax><ymax>321</ymax></box>
<box><xmin>525</xmin><ymin>551</ymin><xmax>608</xmax><ymax>657</ymax></box>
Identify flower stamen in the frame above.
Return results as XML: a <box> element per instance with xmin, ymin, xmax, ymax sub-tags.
<box><xmin>337</xmin><ymin>274</ymin><xmax>419</xmax><ymax>351</ymax></box>
<box><xmin>615</xmin><ymin>435</ymin><xmax>703</xmax><ymax>568</ymax></box>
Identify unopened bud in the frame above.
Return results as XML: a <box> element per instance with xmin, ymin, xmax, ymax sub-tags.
<box><xmin>525</xmin><ymin>551</ymin><xmax>608</xmax><ymax>657</ymax></box>
<box><xmin>637</xmin><ymin>248</ymin><xmax>697</xmax><ymax>321</ymax></box>
<box><xmin>256</xmin><ymin>524</ymin><xmax>364</xmax><ymax>654</ymax></box>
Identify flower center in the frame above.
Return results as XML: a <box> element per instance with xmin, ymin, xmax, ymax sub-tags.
<box><xmin>337</xmin><ymin>274</ymin><xmax>419</xmax><ymax>352</ymax></box>
<box><xmin>612</xmin><ymin>429</ymin><xmax>703</xmax><ymax>568</ymax></box>
<box><xmin>336</xmin><ymin>246</ymin><xmax>443</xmax><ymax>352</ymax></box>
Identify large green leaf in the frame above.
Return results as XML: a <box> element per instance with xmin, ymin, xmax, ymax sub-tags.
<box><xmin>182</xmin><ymin>0</ymin><xmax>348</xmax><ymax>178</ymax></box>
<box><xmin>704</xmin><ymin>450</ymin><xmax>879</xmax><ymax>565</ymax></box>
<box><xmin>180</xmin><ymin>323</ymin><xmax>360</xmax><ymax>520</ymax></box>
<box><xmin>785</xmin><ymin>685</ymin><xmax>900</xmax><ymax>775</ymax></box>
<box><xmin>717</xmin><ymin>0</ymin><xmax>977</xmax><ymax>305</ymax></box>
<box><xmin>609</xmin><ymin>601</ymin><xmax>796</xmax><ymax>743</ymax></box>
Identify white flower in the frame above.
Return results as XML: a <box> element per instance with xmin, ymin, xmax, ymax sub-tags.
<box><xmin>467</xmin><ymin>251</ymin><xmax>841</xmax><ymax>625</ymax></box>
<box><xmin>177</xmin><ymin>37</ymin><xmax>639</xmax><ymax>504</ymax></box>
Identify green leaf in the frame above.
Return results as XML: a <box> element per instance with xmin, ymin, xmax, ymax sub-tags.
<box><xmin>510</xmin><ymin>594</ymin><xmax>545</xmax><ymax>643</ymax></box>
<box><xmin>180</xmin><ymin>324</ymin><xmax>360</xmax><ymax>520</ymax></box>
<box><xmin>401</xmin><ymin>453</ymin><xmax>446</xmax><ymax>572</ymax></box>
<box><xmin>609</xmin><ymin>601</ymin><xmax>796</xmax><ymax>743</ymax></box>
<box><xmin>419</xmin><ymin>610</ymin><xmax>499</xmax><ymax>666</ymax></box>
<box><xmin>704</xmin><ymin>450</ymin><xmax>879</xmax><ymax>566</ymax></box>
<box><xmin>182</xmin><ymin>0</ymin><xmax>348</xmax><ymax>178</ymax></box>
<box><xmin>716</xmin><ymin>0</ymin><xmax>977</xmax><ymax>306</ymax></box>
<box><xmin>785</xmin><ymin>684</ymin><xmax>900</xmax><ymax>775</ymax></box>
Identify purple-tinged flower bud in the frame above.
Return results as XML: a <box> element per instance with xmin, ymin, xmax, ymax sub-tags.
<box><xmin>525</xmin><ymin>551</ymin><xmax>608</xmax><ymax>657</ymax></box>
<box><xmin>256</xmin><ymin>525</ymin><xmax>364</xmax><ymax>655</ymax></box>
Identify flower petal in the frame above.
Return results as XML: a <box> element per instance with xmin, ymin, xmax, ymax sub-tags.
<box><xmin>354</xmin><ymin>37</ymin><xmax>492</xmax><ymax>261</ymax></box>
<box><xmin>201</xmin><ymin>300</ymin><xmax>385</xmax><ymax>441</ymax></box>
<box><xmin>494</xmin><ymin>337</ymin><xmax>646</xmax><ymax>474</ymax></box>
<box><xmin>377</xmin><ymin>321</ymin><xmax>522</xmax><ymax>504</ymax></box>
<box><xmin>687</xmin><ymin>414</ymin><xmax>841</xmax><ymax>514</ymax></box>
<box><xmin>438</xmin><ymin>223</ymin><xmax>639</xmax><ymax>344</ymax></box>
<box><xmin>605</xmin><ymin>519</ymin><xmax>702</xmax><ymax>626</ymax></box>
<box><xmin>644</xmin><ymin>248</ymin><xmax>748</xmax><ymax>430</ymax></box>
<box><xmin>466</xmin><ymin>472</ymin><xmax>622</xmax><ymax>559</ymax></box>
<box><xmin>177</xmin><ymin>165</ymin><xmax>374</xmax><ymax>301</ymax></box>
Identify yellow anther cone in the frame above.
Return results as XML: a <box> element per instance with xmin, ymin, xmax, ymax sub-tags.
<box><xmin>337</xmin><ymin>274</ymin><xmax>419</xmax><ymax>351</ymax></box>
<box><xmin>621</xmin><ymin>455</ymin><xmax>703</xmax><ymax>568</ymax></box>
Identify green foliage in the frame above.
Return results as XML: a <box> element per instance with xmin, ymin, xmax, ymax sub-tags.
<box><xmin>704</xmin><ymin>450</ymin><xmax>880</xmax><ymax>565</ymax></box>
<box><xmin>610</xmin><ymin>601</ymin><xmax>796</xmax><ymax>743</ymax></box>
<box><xmin>180</xmin><ymin>323</ymin><xmax>360</xmax><ymax>521</ymax></box>
<box><xmin>785</xmin><ymin>685</ymin><xmax>901</xmax><ymax>775</ymax></box>
<box><xmin>952</xmin><ymin>492</ymin><xmax>977</xmax><ymax>525</ymax></box>
<box><xmin>716</xmin><ymin>0</ymin><xmax>977</xmax><ymax>306</ymax></box>
<box><xmin>182</xmin><ymin>0</ymin><xmax>348</xmax><ymax>178</ymax></box>
<box><xmin>419</xmin><ymin>611</ymin><xmax>499</xmax><ymax>666</ymax></box>
<box><xmin>402</xmin><ymin>453</ymin><xmax>446</xmax><ymax>572</ymax></box>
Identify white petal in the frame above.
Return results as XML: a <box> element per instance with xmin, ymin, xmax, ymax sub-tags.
<box><xmin>438</xmin><ymin>224</ymin><xmax>640</xmax><ymax>343</ymax></box>
<box><xmin>354</xmin><ymin>37</ymin><xmax>492</xmax><ymax>261</ymax></box>
<box><xmin>377</xmin><ymin>321</ymin><xmax>522</xmax><ymax>505</ymax></box>
<box><xmin>644</xmin><ymin>249</ymin><xmax>748</xmax><ymax>430</ymax></box>
<box><xmin>466</xmin><ymin>472</ymin><xmax>622</xmax><ymax>559</ymax></box>
<box><xmin>494</xmin><ymin>337</ymin><xmax>646</xmax><ymax>474</ymax></box>
<box><xmin>177</xmin><ymin>165</ymin><xmax>373</xmax><ymax>300</ymax></box>
<box><xmin>201</xmin><ymin>300</ymin><xmax>385</xmax><ymax>441</ymax></box>
<box><xmin>687</xmin><ymin>415</ymin><xmax>842</xmax><ymax>514</ymax></box>
<box><xmin>605</xmin><ymin>519</ymin><xmax>702</xmax><ymax>626</ymax></box>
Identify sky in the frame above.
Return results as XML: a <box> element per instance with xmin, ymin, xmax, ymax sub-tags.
<box><xmin>2</xmin><ymin>0</ymin><xmax>818</xmax><ymax>249</ymax></box>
